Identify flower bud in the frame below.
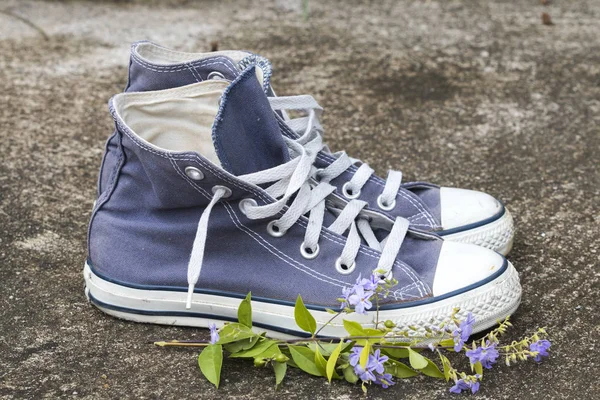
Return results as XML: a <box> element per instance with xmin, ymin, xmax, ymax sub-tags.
<box><xmin>254</xmin><ymin>357</ymin><xmax>266</xmax><ymax>367</ymax></box>
<box><xmin>384</xmin><ymin>320</ymin><xmax>396</xmax><ymax>329</ymax></box>
<box><xmin>274</xmin><ymin>354</ymin><xmax>289</xmax><ymax>363</ymax></box>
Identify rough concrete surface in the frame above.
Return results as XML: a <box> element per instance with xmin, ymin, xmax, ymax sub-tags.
<box><xmin>0</xmin><ymin>0</ymin><xmax>598</xmax><ymax>398</ymax></box>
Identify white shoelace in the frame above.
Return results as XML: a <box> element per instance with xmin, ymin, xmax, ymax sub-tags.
<box><xmin>268</xmin><ymin>95</ymin><xmax>403</xmax><ymax>211</ymax></box>
<box><xmin>185</xmin><ymin>132</ymin><xmax>410</xmax><ymax>308</ymax></box>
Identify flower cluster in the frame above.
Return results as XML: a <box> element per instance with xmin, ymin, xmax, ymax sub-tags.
<box><xmin>452</xmin><ymin>312</ymin><xmax>475</xmax><ymax>351</ymax></box>
<box><xmin>349</xmin><ymin>347</ymin><xmax>395</xmax><ymax>388</ymax></box>
<box><xmin>340</xmin><ymin>274</ymin><xmax>382</xmax><ymax>314</ymax></box>
<box><xmin>163</xmin><ymin>274</ymin><xmax>553</xmax><ymax>396</ymax></box>
<box><xmin>529</xmin><ymin>339</ymin><xmax>551</xmax><ymax>362</ymax></box>
<box><xmin>466</xmin><ymin>341</ymin><xmax>499</xmax><ymax>369</ymax></box>
<box><xmin>450</xmin><ymin>375</ymin><xmax>481</xmax><ymax>394</ymax></box>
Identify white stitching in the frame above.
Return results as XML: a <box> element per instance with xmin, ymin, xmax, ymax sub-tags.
<box><xmin>224</xmin><ymin>203</ymin><xmax>348</xmax><ymax>288</ymax></box>
<box><xmin>374</xmin><ymin>183</ymin><xmax>437</xmax><ymax>228</ymax></box>
<box><xmin>184</xmin><ymin>63</ymin><xmax>201</xmax><ymax>83</ymax></box>
<box><xmin>131</xmin><ymin>52</ymin><xmax>238</xmax><ymax>76</ymax></box>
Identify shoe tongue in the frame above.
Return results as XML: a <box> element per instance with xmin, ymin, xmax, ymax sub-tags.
<box><xmin>212</xmin><ymin>66</ymin><xmax>289</xmax><ymax>175</ymax></box>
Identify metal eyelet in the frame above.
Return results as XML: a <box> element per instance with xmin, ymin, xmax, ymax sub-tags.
<box><xmin>238</xmin><ymin>198</ymin><xmax>257</xmax><ymax>215</ymax></box>
<box><xmin>377</xmin><ymin>195</ymin><xmax>396</xmax><ymax>211</ymax></box>
<box><xmin>185</xmin><ymin>166</ymin><xmax>204</xmax><ymax>181</ymax></box>
<box><xmin>212</xmin><ymin>185</ymin><xmax>232</xmax><ymax>198</ymax></box>
<box><xmin>267</xmin><ymin>220</ymin><xmax>286</xmax><ymax>237</ymax></box>
<box><xmin>300</xmin><ymin>242</ymin><xmax>320</xmax><ymax>259</ymax></box>
<box><xmin>342</xmin><ymin>182</ymin><xmax>361</xmax><ymax>199</ymax></box>
<box><xmin>207</xmin><ymin>71</ymin><xmax>226</xmax><ymax>80</ymax></box>
<box><xmin>335</xmin><ymin>258</ymin><xmax>356</xmax><ymax>275</ymax></box>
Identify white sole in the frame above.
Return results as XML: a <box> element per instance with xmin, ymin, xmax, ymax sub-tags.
<box><xmin>84</xmin><ymin>260</ymin><xmax>521</xmax><ymax>340</ymax></box>
<box><xmin>442</xmin><ymin>209</ymin><xmax>515</xmax><ymax>255</ymax></box>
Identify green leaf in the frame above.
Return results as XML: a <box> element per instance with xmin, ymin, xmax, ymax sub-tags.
<box><xmin>238</xmin><ymin>292</ymin><xmax>252</xmax><ymax>328</ymax></box>
<box><xmin>294</xmin><ymin>295</ymin><xmax>317</xmax><ymax>335</ymax></box>
<box><xmin>224</xmin><ymin>335</ymin><xmax>259</xmax><ymax>353</ymax></box>
<box><xmin>288</xmin><ymin>345</ymin><xmax>322</xmax><ymax>376</ymax></box>
<box><xmin>326</xmin><ymin>341</ymin><xmax>343</xmax><ymax>383</ymax></box>
<box><xmin>343</xmin><ymin>319</ymin><xmax>365</xmax><ymax>336</ymax></box>
<box><xmin>229</xmin><ymin>339</ymin><xmax>276</xmax><ymax>358</ymax></box>
<box><xmin>308</xmin><ymin>342</ymin><xmax>347</xmax><ymax>357</ymax></box>
<box><xmin>439</xmin><ymin>353</ymin><xmax>452</xmax><ymax>382</ymax></box>
<box><xmin>385</xmin><ymin>359</ymin><xmax>419</xmax><ymax>378</ymax></box>
<box><xmin>421</xmin><ymin>358</ymin><xmax>444</xmax><ymax>379</ymax></box>
<box><xmin>256</xmin><ymin>343</ymin><xmax>283</xmax><ymax>359</ymax></box>
<box><xmin>474</xmin><ymin>361</ymin><xmax>483</xmax><ymax>376</ymax></box>
<box><xmin>273</xmin><ymin>361</ymin><xmax>287</xmax><ymax>387</ymax></box>
<box><xmin>198</xmin><ymin>344</ymin><xmax>223</xmax><ymax>388</ymax></box>
<box><xmin>381</xmin><ymin>347</ymin><xmax>410</xmax><ymax>359</ymax></box>
<box><xmin>362</xmin><ymin>328</ymin><xmax>385</xmax><ymax>337</ymax></box>
<box><xmin>217</xmin><ymin>323</ymin><xmax>255</xmax><ymax>344</ymax></box>
<box><xmin>408</xmin><ymin>348</ymin><xmax>428</xmax><ymax>370</ymax></box>
<box><xmin>314</xmin><ymin>346</ymin><xmax>328</xmax><ymax>376</ymax></box>
<box><xmin>359</xmin><ymin>341</ymin><xmax>371</xmax><ymax>369</ymax></box>
<box><xmin>343</xmin><ymin>366</ymin><xmax>359</xmax><ymax>384</ymax></box>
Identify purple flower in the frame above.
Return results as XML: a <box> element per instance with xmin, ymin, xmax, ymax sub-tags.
<box><xmin>449</xmin><ymin>378</ymin><xmax>480</xmax><ymax>394</ymax></box>
<box><xmin>354</xmin><ymin>363</ymin><xmax>377</xmax><ymax>382</ymax></box>
<box><xmin>529</xmin><ymin>339</ymin><xmax>551</xmax><ymax>362</ymax></box>
<box><xmin>209</xmin><ymin>323</ymin><xmax>219</xmax><ymax>344</ymax></box>
<box><xmin>341</xmin><ymin>285</ymin><xmax>354</xmax><ymax>308</ymax></box>
<box><xmin>350</xmin><ymin>347</ymin><xmax>394</xmax><ymax>388</ymax></box>
<box><xmin>349</xmin><ymin>346</ymin><xmax>362</xmax><ymax>366</ymax></box>
<box><xmin>449</xmin><ymin>379</ymin><xmax>469</xmax><ymax>394</ymax></box>
<box><xmin>340</xmin><ymin>274</ymin><xmax>379</xmax><ymax>313</ymax></box>
<box><xmin>466</xmin><ymin>341</ymin><xmax>499</xmax><ymax>369</ymax></box>
<box><xmin>367</xmin><ymin>349</ymin><xmax>388</xmax><ymax>374</ymax></box>
<box><xmin>360</xmin><ymin>273</ymin><xmax>383</xmax><ymax>291</ymax></box>
<box><xmin>373</xmin><ymin>372</ymin><xmax>395</xmax><ymax>388</ymax></box>
<box><xmin>452</xmin><ymin>312</ymin><xmax>475</xmax><ymax>352</ymax></box>
<box><xmin>428</xmin><ymin>343</ymin><xmax>436</xmax><ymax>352</ymax></box>
<box><xmin>347</xmin><ymin>285</ymin><xmax>374</xmax><ymax>314</ymax></box>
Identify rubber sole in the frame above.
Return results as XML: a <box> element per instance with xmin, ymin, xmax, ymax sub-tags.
<box><xmin>442</xmin><ymin>209</ymin><xmax>515</xmax><ymax>255</ymax></box>
<box><xmin>83</xmin><ymin>261</ymin><xmax>521</xmax><ymax>340</ymax></box>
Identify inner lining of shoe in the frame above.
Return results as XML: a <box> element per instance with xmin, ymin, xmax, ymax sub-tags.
<box><xmin>135</xmin><ymin>42</ymin><xmax>251</xmax><ymax>65</ymax></box>
<box><xmin>115</xmin><ymin>81</ymin><xmax>229</xmax><ymax>167</ymax></box>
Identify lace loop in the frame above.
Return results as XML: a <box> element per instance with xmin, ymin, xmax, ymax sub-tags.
<box><xmin>269</xmin><ymin>95</ymin><xmax>405</xmax><ymax>212</ymax></box>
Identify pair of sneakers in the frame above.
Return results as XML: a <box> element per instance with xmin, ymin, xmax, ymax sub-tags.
<box><xmin>85</xmin><ymin>41</ymin><xmax>521</xmax><ymax>338</ymax></box>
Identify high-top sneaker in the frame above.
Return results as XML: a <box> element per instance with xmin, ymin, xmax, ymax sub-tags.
<box><xmin>122</xmin><ymin>41</ymin><xmax>515</xmax><ymax>255</ymax></box>
<box><xmin>86</xmin><ymin>65</ymin><xmax>521</xmax><ymax>338</ymax></box>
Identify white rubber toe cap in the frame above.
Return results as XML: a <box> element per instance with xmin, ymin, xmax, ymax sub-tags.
<box><xmin>432</xmin><ymin>241</ymin><xmax>505</xmax><ymax>296</ymax></box>
<box><xmin>440</xmin><ymin>187</ymin><xmax>502</xmax><ymax>231</ymax></box>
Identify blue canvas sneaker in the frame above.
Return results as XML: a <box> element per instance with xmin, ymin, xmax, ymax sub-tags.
<box><xmin>86</xmin><ymin>65</ymin><xmax>521</xmax><ymax>338</ymax></box>
<box><xmin>122</xmin><ymin>41</ymin><xmax>515</xmax><ymax>255</ymax></box>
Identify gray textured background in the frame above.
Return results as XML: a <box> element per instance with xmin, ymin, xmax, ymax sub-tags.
<box><xmin>0</xmin><ymin>1</ymin><xmax>598</xmax><ymax>398</ymax></box>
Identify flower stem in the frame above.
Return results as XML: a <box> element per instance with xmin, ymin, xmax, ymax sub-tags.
<box><xmin>313</xmin><ymin>310</ymin><xmax>343</xmax><ymax>337</ymax></box>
